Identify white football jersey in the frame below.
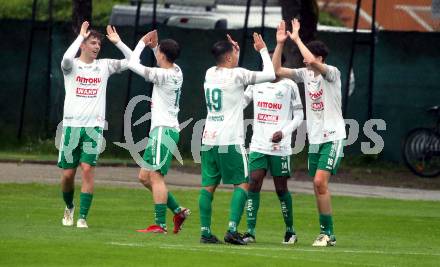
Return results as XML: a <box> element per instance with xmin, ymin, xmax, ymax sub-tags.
<box><xmin>245</xmin><ymin>79</ymin><xmax>303</xmax><ymax>156</ymax></box>
<box><xmin>144</xmin><ymin>65</ymin><xmax>183</xmax><ymax>132</ymax></box>
<box><xmin>202</xmin><ymin>48</ymin><xmax>275</xmax><ymax>145</ymax></box>
<box><xmin>292</xmin><ymin>65</ymin><xmax>346</xmax><ymax>144</ymax></box>
<box><xmin>61</xmin><ymin>58</ymin><xmax>126</xmax><ymax>127</ymax></box>
<box><xmin>202</xmin><ymin>67</ymin><xmax>255</xmax><ymax>145</ymax></box>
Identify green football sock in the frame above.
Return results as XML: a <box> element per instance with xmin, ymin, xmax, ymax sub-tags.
<box><xmin>228</xmin><ymin>187</ymin><xmax>248</xmax><ymax>233</ymax></box>
<box><xmin>155</xmin><ymin>204</ymin><xmax>167</xmax><ymax>229</ymax></box>
<box><xmin>278</xmin><ymin>192</ymin><xmax>295</xmax><ymax>233</ymax></box>
<box><xmin>199</xmin><ymin>189</ymin><xmax>213</xmax><ymax>237</ymax></box>
<box><xmin>167</xmin><ymin>192</ymin><xmax>181</xmax><ymax>214</ymax></box>
<box><xmin>319</xmin><ymin>214</ymin><xmax>334</xmax><ymax>236</ymax></box>
<box><xmin>62</xmin><ymin>190</ymin><xmax>74</xmax><ymax>209</ymax></box>
<box><xmin>79</xmin><ymin>192</ymin><xmax>93</xmax><ymax>219</ymax></box>
<box><xmin>246</xmin><ymin>191</ymin><xmax>260</xmax><ymax>236</ymax></box>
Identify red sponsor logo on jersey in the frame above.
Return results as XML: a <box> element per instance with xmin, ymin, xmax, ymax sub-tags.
<box><xmin>76</xmin><ymin>87</ymin><xmax>98</xmax><ymax>96</ymax></box>
<box><xmin>311</xmin><ymin>102</ymin><xmax>324</xmax><ymax>111</ymax></box>
<box><xmin>76</xmin><ymin>76</ymin><xmax>101</xmax><ymax>84</ymax></box>
<box><xmin>257</xmin><ymin>113</ymin><xmax>279</xmax><ymax>122</ymax></box>
<box><xmin>257</xmin><ymin>101</ymin><xmax>282</xmax><ymax>110</ymax></box>
<box><xmin>308</xmin><ymin>89</ymin><xmax>323</xmax><ymax>100</ymax></box>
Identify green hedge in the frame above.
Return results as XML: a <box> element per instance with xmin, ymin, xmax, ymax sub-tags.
<box><xmin>0</xmin><ymin>0</ymin><xmax>127</xmax><ymax>26</ymax></box>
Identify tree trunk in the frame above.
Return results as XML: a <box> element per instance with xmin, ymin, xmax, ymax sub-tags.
<box><xmin>279</xmin><ymin>0</ymin><xmax>318</xmax><ymax>68</ymax></box>
<box><xmin>72</xmin><ymin>0</ymin><xmax>92</xmax><ymax>34</ymax></box>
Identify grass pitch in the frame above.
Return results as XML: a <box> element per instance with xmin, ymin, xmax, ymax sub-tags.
<box><xmin>1</xmin><ymin>183</ymin><xmax>439</xmax><ymax>267</ymax></box>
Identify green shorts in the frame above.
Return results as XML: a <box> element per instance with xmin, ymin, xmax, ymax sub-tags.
<box><xmin>201</xmin><ymin>145</ymin><xmax>249</xmax><ymax>186</ymax></box>
<box><xmin>57</xmin><ymin>126</ymin><xmax>103</xmax><ymax>169</ymax></box>
<box><xmin>142</xmin><ymin>126</ymin><xmax>179</xmax><ymax>176</ymax></box>
<box><xmin>249</xmin><ymin>152</ymin><xmax>291</xmax><ymax>177</ymax></box>
<box><xmin>308</xmin><ymin>140</ymin><xmax>344</xmax><ymax>177</ymax></box>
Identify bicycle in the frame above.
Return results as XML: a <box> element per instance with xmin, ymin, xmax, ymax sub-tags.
<box><xmin>402</xmin><ymin>105</ymin><xmax>440</xmax><ymax>178</ymax></box>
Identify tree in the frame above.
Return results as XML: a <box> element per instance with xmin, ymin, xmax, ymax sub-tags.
<box><xmin>72</xmin><ymin>0</ymin><xmax>92</xmax><ymax>34</ymax></box>
<box><xmin>279</xmin><ymin>0</ymin><xmax>318</xmax><ymax>68</ymax></box>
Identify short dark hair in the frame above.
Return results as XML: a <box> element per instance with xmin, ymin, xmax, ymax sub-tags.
<box><xmin>306</xmin><ymin>40</ymin><xmax>329</xmax><ymax>61</ymax></box>
<box><xmin>158</xmin><ymin>39</ymin><xmax>180</xmax><ymax>63</ymax></box>
<box><xmin>84</xmin><ymin>30</ymin><xmax>103</xmax><ymax>42</ymax></box>
<box><xmin>211</xmin><ymin>41</ymin><xmax>233</xmax><ymax>64</ymax></box>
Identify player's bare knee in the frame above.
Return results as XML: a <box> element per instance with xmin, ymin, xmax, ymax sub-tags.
<box><xmin>249</xmin><ymin>179</ymin><xmax>262</xmax><ymax>192</ymax></box>
<box><xmin>203</xmin><ymin>185</ymin><xmax>216</xmax><ymax>194</ymax></box>
<box><xmin>237</xmin><ymin>182</ymin><xmax>249</xmax><ymax>191</ymax></box>
<box><xmin>313</xmin><ymin>178</ymin><xmax>328</xmax><ymax>195</ymax></box>
<box><xmin>149</xmin><ymin>171</ymin><xmax>165</xmax><ymax>185</ymax></box>
<box><xmin>62</xmin><ymin>169</ymin><xmax>75</xmax><ymax>181</ymax></box>
<box><xmin>81</xmin><ymin>163</ymin><xmax>93</xmax><ymax>175</ymax></box>
<box><xmin>138</xmin><ymin>170</ymin><xmax>151</xmax><ymax>186</ymax></box>
<box><xmin>273</xmin><ymin>176</ymin><xmax>288</xmax><ymax>196</ymax></box>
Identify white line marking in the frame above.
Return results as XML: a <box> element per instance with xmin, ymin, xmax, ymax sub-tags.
<box><xmin>107</xmin><ymin>241</ymin><xmax>440</xmax><ymax>257</ymax></box>
<box><xmin>107</xmin><ymin>242</ymin><xmax>384</xmax><ymax>266</ymax></box>
<box><xmin>395</xmin><ymin>5</ymin><xmax>434</xmax><ymax>31</ymax></box>
<box><xmin>396</xmin><ymin>5</ymin><xmax>431</xmax><ymax>12</ymax></box>
<box><xmin>155</xmin><ymin>127</ymin><xmax>163</xmax><ymax>165</ymax></box>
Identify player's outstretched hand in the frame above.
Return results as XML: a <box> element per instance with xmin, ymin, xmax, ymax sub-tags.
<box><xmin>106</xmin><ymin>25</ymin><xmax>120</xmax><ymax>44</ymax></box>
<box><xmin>227</xmin><ymin>34</ymin><xmax>240</xmax><ymax>52</ymax></box>
<box><xmin>253</xmin><ymin>32</ymin><xmax>266</xmax><ymax>52</ymax></box>
<box><xmin>271</xmin><ymin>131</ymin><xmax>283</xmax><ymax>143</ymax></box>
<box><xmin>80</xmin><ymin>21</ymin><xmax>90</xmax><ymax>39</ymax></box>
<box><xmin>287</xmin><ymin>18</ymin><xmax>300</xmax><ymax>43</ymax></box>
<box><xmin>276</xmin><ymin>20</ymin><xmax>288</xmax><ymax>44</ymax></box>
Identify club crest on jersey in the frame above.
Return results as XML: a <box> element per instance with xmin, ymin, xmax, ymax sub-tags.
<box><xmin>93</xmin><ymin>66</ymin><xmax>101</xmax><ymax>72</ymax></box>
<box><xmin>275</xmin><ymin>91</ymin><xmax>284</xmax><ymax>99</ymax></box>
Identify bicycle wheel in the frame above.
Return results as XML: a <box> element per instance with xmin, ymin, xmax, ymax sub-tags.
<box><xmin>402</xmin><ymin>128</ymin><xmax>440</xmax><ymax>178</ymax></box>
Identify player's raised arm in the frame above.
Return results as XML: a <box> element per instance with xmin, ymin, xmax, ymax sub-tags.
<box><xmin>253</xmin><ymin>33</ymin><xmax>275</xmax><ymax>83</ymax></box>
<box><xmin>272</xmin><ymin>20</ymin><xmax>294</xmax><ymax>78</ymax></box>
<box><xmin>105</xmin><ymin>25</ymin><xmax>133</xmax><ymax>74</ymax></box>
<box><xmin>106</xmin><ymin>25</ymin><xmax>132</xmax><ymax>59</ymax></box>
<box><xmin>287</xmin><ymin>19</ymin><xmax>328</xmax><ymax>76</ymax></box>
<box><xmin>149</xmin><ymin>30</ymin><xmax>159</xmax><ymax>54</ymax></box>
<box><xmin>127</xmin><ymin>30</ymin><xmax>169</xmax><ymax>84</ymax></box>
<box><xmin>272</xmin><ymin>20</ymin><xmax>296</xmax><ymax>80</ymax></box>
<box><xmin>127</xmin><ymin>31</ymin><xmax>154</xmax><ymax>78</ymax></box>
<box><xmin>239</xmin><ymin>33</ymin><xmax>275</xmax><ymax>85</ymax></box>
<box><xmin>61</xmin><ymin>21</ymin><xmax>90</xmax><ymax>73</ymax></box>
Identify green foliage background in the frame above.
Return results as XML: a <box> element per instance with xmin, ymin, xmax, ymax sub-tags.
<box><xmin>0</xmin><ymin>0</ymin><xmax>342</xmax><ymax>26</ymax></box>
<box><xmin>0</xmin><ymin>0</ymin><xmax>127</xmax><ymax>25</ymax></box>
